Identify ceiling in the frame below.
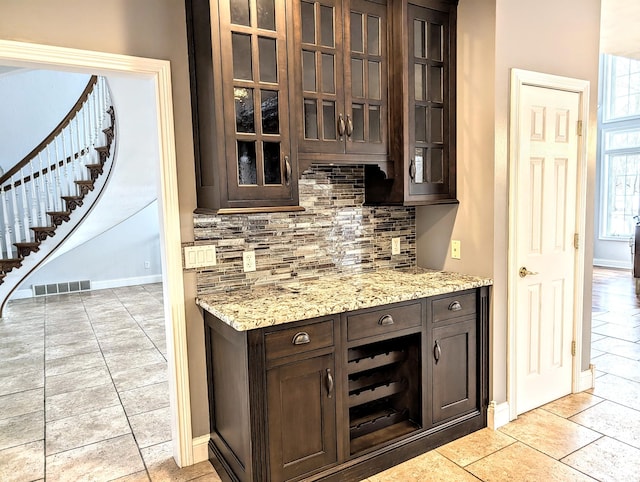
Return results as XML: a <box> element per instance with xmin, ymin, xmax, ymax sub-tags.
<box><xmin>600</xmin><ymin>0</ymin><xmax>640</xmax><ymax>59</ymax></box>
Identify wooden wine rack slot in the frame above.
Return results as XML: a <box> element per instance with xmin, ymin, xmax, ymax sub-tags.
<box><xmin>347</xmin><ymin>349</ymin><xmax>407</xmax><ymax>375</ymax></box>
<box><xmin>350</xmin><ymin>420</ymin><xmax>419</xmax><ymax>455</ymax></box>
<box><xmin>348</xmin><ymin>368</ymin><xmax>396</xmax><ymax>392</ymax></box>
<box><xmin>350</xmin><ymin>407</ymin><xmax>409</xmax><ymax>440</ymax></box>
<box><xmin>348</xmin><ymin>381</ymin><xmax>405</xmax><ymax>408</ymax></box>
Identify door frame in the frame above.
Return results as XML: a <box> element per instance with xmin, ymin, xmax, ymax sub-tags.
<box><xmin>507</xmin><ymin>68</ymin><xmax>590</xmax><ymax>419</ymax></box>
<box><xmin>0</xmin><ymin>39</ymin><xmax>193</xmax><ymax>466</ymax></box>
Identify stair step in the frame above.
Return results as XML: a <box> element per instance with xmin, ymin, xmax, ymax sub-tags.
<box><xmin>31</xmin><ymin>226</ymin><xmax>56</xmax><ymax>242</ymax></box>
<box><xmin>0</xmin><ymin>258</ymin><xmax>23</xmax><ymax>274</ymax></box>
<box><xmin>47</xmin><ymin>211</ymin><xmax>71</xmax><ymax>226</ymax></box>
<box><xmin>62</xmin><ymin>195</ymin><xmax>84</xmax><ymax>211</ymax></box>
<box><xmin>103</xmin><ymin>126</ymin><xmax>114</xmax><ymax>144</ymax></box>
<box><xmin>85</xmin><ymin>163</ymin><xmax>104</xmax><ymax>181</ymax></box>
<box><xmin>14</xmin><ymin>242</ymin><xmax>41</xmax><ymax>257</ymax></box>
<box><xmin>74</xmin><ymin>180</ymin><xmax>94</xmax><ymax>197</ymax></box>
<box><xmin>94</xmin><ymin>146</ymin><xmax>110</xmax><ymax>164</ymax></box>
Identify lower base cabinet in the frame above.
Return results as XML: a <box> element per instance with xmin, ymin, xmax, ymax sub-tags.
<box><xmin>203</xmin><ymin>286</ymin><xmax>490</xmax><ymax>482</ymax></box>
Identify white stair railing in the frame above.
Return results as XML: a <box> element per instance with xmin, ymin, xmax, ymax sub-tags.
<box><xmin>0</xmin><ymin>76</ymin><xmax>112</xmax><ymax>260</ymax></box>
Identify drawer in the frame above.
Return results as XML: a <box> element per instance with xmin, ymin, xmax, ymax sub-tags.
<box><xmin>265</xmin><ymin>319</ymin><xmax>334</xmax><ymax>360</ymax></box>
<box><xmin>347</xmin><ymin>302</ymin><xmax>422</xmax><ymax>342</ymax></box>
<box><xmin>432</xmin><ymin>291</ymin><xmax>476</xmax><ymax>323</ymax></box>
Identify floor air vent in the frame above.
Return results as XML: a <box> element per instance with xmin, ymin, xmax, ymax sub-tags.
<box><xmin>32</xmin><ymin>280</ymin><xmax>91</xmax><ymax>297</ymax></box>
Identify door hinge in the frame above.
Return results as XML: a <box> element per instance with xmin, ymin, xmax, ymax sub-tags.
<box><xmin>577</xmin><ymin>120</ymin><xmax>583</xmax><ymax>136</ymax></box>
<box><xmin>574</xmin><ymin>233</ymin><xmax>579</xmax><ymax>249</ymax></box>
<box><xmin>571</xmin><ymin>341</ymin><xmax>576</xmax><ymax>357</ymax></box>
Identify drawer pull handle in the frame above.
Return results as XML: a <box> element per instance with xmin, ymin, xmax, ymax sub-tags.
<box><xmin>434</xmin><ymin>340</ymin><xmax>441</xmax><ymax>364</ymax></box>
<box><xmin>292</xmin><ymin>332</ymin><xmax>310</xmax><ymax>345</ymax></box>
<box><xmin>448</xmin><ymin>301</ymin><xmax>462</xmax><ymax>312</ymax></box>
<box><xmin>378</xmin><ymin>314</ymin><xmax>394</xmax><ymax>326</ymax></box>
<box><xmin>326</xmin><ymin>368</ymin><xmax>334</xmax><ymax>398</ymax></box>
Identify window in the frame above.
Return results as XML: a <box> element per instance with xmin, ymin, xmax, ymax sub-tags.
<box><xmin>599</xmin><ymin>54</ymin><xmax>640</xmax><ymax>239</ymax></box>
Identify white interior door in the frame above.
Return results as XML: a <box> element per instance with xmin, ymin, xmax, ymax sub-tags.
<box><xmin>514</xmin><ymin>84</ymin><xmax>581</xmax><ymax>415</ymax></box>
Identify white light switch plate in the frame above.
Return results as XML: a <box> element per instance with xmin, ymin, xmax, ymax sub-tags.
<box><xmin>451</xmin><ymin>240</ymin><xmax>461</xmax><ymax>259</ymax></box>
<box><xmin>391</xmin><ymin>237</ymin><xmax>401</xmax><ymax>255</ymax></box>
<box><xmin>184</xmin><ymin>245</ymin><xmax>217</xmax><ymax>269</ymax></box>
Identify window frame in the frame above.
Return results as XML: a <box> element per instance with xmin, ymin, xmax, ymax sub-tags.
<box><xmin>598</xmin><ymin>54</ymin><xmax>640</xmax><ymax>241</ymax></box>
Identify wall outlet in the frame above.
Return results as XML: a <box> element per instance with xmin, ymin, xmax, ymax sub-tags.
<box><xmin>184</xmin><ymin>245</ymin><xmax>217</xmax><ymax>269</ymax></box>
<box><xmin>451</xmin><ymin>240</ymin><xmax>461</xmax><ymax>259</ymax></box>
<box><xmin>243</xmin><ymin>251</ymin><xmax>256</xmax><ymax>272</ymax></box>
<box><xmin>391</xmin><ymin>237</ymin><xmax>401</xmax><ymax>255</ymax></box>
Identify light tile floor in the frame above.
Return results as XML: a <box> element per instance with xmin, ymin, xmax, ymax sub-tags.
<box><xmin>2</xmin><ymin>270</ymin><xmax>640</xmax><ymax>481</ymax></box>
<box><xmin>0</xmin><ymin>284</ymin><xmax>219</xmax><ymax>482</ymax></box>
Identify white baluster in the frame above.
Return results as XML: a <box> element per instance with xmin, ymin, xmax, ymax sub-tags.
<box><xmin>2</xmin><ymin>190</ymin><xmax>12</xmax><ymax>258</ymax></box>
<box><xmin>46</xmin><ymin>146</ymin><xmax>57</xmax><ymax>215</ymax></box>
<box><xmin>37</xmin><ymin>153</ymin><xmax>47</xmax><ymax>225</ymax></box>
<box><xmin>30</xmin><ymin>164</ymin><xmax>41</xmax><ymax>227</ymax></box>
<box><xmin>53</xmin><ymin>137</ymin><xmax>64</xmax><ymax>211</ymax></box>
<box><xmin>11</xmin><ymin>176</ymin><xmax>22</xmax><ymax>245</ymax></box>
<box><xmin>20</xmin><ymin>168</ymin><xmax>31</xmax><ymax>242</ymax></box>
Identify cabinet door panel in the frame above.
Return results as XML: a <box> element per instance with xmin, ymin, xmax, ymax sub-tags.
<box><xmin>432</xmin><ymin>318</ymin><xmax>477</xmax><ymax>424</ymax></box>
<box><xmin>267</xmin><ymin>354</ymin><xmax>337</xmax><ymax>481</ymax></box>
<box><xmin>345</xmin><ymin>0</ymin><xmax>387</xmax><ymax>155</ymax></box>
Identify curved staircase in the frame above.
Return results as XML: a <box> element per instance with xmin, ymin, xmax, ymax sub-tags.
<box><xmin>0</xmin><ymin>76</ymin><xmax>116</xmax><ymax>314</ymax></box>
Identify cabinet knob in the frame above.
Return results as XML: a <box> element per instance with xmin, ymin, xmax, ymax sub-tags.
<box><xmin>409</xmin><ymin>159</ymin><xmax>416</xmax><ymax>180</ymax></box>
<box><xmin>378</xmin><ymin>314</ymin><xmax>394</xmax><ymax>326</ymax></box>
<box><xmin>448</xmin><ymin>301</ymin><xmax>462</xmax><ymax>312</ymax></box>
<box><xmin>292</xmin><ymin>332</ymin><xmax>310</xmax><ymax>345</ymax></box>
<box><xmin>345</xmin><ymin>114</ymin><xmax>353</xmax><ymax>137</ymax></box>
<box><xmin>434</xmin><ymin>340</ymin><xmax>441</xmax><ymax>364</ymax></box>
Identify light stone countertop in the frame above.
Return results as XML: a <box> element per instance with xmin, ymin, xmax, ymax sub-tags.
<box><xmin>197</xmin><ymin>268</ymin><xmax>492</xmax><ymax>331</ymax></box>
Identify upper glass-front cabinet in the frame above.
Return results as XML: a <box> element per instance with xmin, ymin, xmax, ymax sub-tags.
<box><xmin>186</xmin><ymin>0</ymin><xmax>300</xmax><ymax>213</ymax></box>
<box><xmin>294</xmin><ymin>0</ymin><xmax>388</xmax><ymax>160</ymax></box>
<box><xmin>406</xmin><ymin>3</ymin><xmax>455</xmax><ymax>201</ymax></box>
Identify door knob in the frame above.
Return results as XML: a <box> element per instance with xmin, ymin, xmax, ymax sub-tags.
<box><xmin>519</xmin><ymin>267</ymin><xmax>539</xmax><ymax>278</ymax></box>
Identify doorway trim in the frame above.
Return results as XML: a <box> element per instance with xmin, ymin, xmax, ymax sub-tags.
<box><xmin>508</xmin><ymin>68</ymin><xmax>591</xmax><ymax>420</ymax></box>
<box><xmin>0</xmin><ymin>39</ymin><xmax>193</xmax><ymax>466</ymax></box>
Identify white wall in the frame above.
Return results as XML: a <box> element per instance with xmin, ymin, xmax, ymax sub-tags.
<box><xmin>0</xmin><ymin>69</ymin><xmax>90</xmax><ymax>168</ymax></box>
<box><xmin>418</xmin><ymin>0</ymin><xmax>601</xmax><ymax>410</ymax></box>
<box><xmin>16</xmin><ymin>201</ymin><xmax>161</xmax><ymax>295</ymax></box>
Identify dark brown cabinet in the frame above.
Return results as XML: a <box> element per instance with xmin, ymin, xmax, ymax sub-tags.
<box><xmin>366</xmin><ymin>0</ymin><xmax>458</xmax><ymax>205</ymax></box>
<box><xmin>186</xmin><ymin>0</ymin><xmax>301</xmax><ymax>213</ymax></box>
<box><xmin>293</xmin><ymin>0</ymin><xmax>389</xmax><ymax>165</ymax></box>
<box><xmin>202</xmin><ymin>285</ymin><xmax>489</xmax><ymax>481</ymax></box>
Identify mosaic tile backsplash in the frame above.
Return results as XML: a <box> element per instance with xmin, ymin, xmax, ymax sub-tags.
<box><xmin>193</xmin><ymin>165</ymin><xmax>416</xmax><ymax>296</ymax></box>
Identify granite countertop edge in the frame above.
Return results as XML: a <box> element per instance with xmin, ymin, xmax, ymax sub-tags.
<box><xmin>196</xmin><ymin>268</ymin><xmax>493</xmax><ymax>331</ymax></box>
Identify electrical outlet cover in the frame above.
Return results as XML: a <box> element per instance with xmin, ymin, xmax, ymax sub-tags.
<box><xmin>243</xmin><ymin>251</ymin><xmax>256</xmax><ymax>272</ymax></box>
<box><xmin>392</xmin><ymin>237</ymin><xmax>401</xmax><ymax>255</ymax></box>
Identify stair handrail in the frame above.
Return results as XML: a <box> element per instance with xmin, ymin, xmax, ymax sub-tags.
<box><xmin>0</xmin><ymin>75</ymin><xmax>98</xmax><ymax>186</ymax></box>
<box><xmin>0</xmin><ymin>75</ymin><xmax>113</xmax><ymax>261</ymax></box>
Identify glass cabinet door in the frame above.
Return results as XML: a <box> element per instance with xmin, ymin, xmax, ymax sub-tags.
<box><xmin>344</xmin><ymin>0</ymin><xmax>387</xmax><ymax>155</ymax></box>
<box><xmin>297</xmin><ymin>0</ymin><xmax>345</xmax><ymax>153</ymax></box>
<box><xmin>219</xmin><ymin>0</ymin><xmax>295</xmax><ymax>203</ymax></box>
<box><xmin>407</xmin><ymin>4</ymin><xmax>453</xmax><ymax>198</ymax></box>
<box><xmin>295</xmin><ymin>0</ymin><xmax>387</xmax><ymax>157</ymax></box>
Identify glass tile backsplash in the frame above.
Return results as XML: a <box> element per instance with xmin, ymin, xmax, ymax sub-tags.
<box><xmin>193</xmin><ymin>165</ymin><xmax>415</xmax><ymax>295</ymax></box>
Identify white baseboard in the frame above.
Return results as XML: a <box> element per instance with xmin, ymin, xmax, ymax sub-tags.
<box><xmin>487</xmin><ymin>400</ymin><xmax>511</xmax><ymax>430</ymax></box>
<box><xmin>192</xmin><ymin>435</ymin><xmax>210</xmax><ymax>464</ymax></box>
<box><xmin>576</xmin><ymin>365</ymin><xmax>596</xmax><ymax>392</ymax></box>
<box><xmin>593</xmin><ymin>258</ymin><xmax>632</xmax><ymax>270</ymax></box>
<box><xmin>91</xmin><ymin>274</ymin><xmax>163</xmax><ymax>290</ymax></box>
<box><xmin>11</xmin><ymin>274</ymin><xmax>163</xmax><ymax>300</ymax></box>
